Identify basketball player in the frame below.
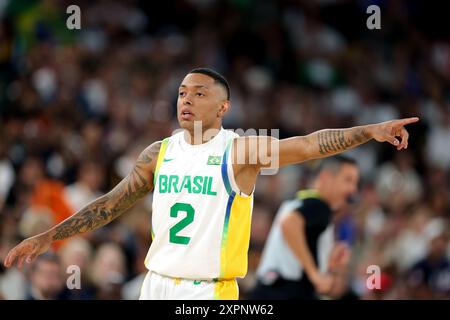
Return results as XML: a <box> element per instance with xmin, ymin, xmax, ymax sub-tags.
<box><xmin>4</xmin><ymin>68</ymin><xmax>419</xmax><ymax>300</ymax></box>
<box><xmin>249</xmin><ymin>156</ymin><xmax>358</xmax><ymax>300</ymax></box>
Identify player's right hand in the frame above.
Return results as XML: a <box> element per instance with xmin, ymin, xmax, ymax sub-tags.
<box><xmin>3</xmin><ymin>233</ymin><xmax>52</xmax><ymax>269</ymax></box>
<box><xmin>370</xmin><ymin>117</ymin><xmax>419</xmax><ymax>150</ymax></box>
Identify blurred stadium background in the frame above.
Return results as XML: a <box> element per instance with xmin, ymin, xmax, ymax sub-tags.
<box><xmin>0</xmin><ymin>0</ymin><xmax>449</xmax><ymax>300</ymax></box>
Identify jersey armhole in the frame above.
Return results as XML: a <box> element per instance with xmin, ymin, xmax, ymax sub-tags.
<box><xmin>225</xmin><ymin>138</ymin><xmax>254</xmax><ymax>198</ymax></box>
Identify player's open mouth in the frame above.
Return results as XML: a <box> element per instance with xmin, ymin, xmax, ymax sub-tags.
<box><xmin>181</xmin><ymin>110</ymin><xmax>194</xmax><ymax>120</ymax></box>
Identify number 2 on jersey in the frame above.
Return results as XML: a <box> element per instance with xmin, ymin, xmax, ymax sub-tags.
<box><xmin>170</xmin><ymin>202</ymin><xmax>194</xmax><ymax>245</ymax></box>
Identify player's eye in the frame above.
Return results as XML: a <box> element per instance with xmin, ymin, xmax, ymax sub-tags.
<box><xmin>179</xmin><ymin>92</ymin><xmax>186</xmax><ymax>97</ymax></box>
<box><xmin>196</xmin><ymin>92</ymin><xmax>204</xmax><ymax>97</ymax></box>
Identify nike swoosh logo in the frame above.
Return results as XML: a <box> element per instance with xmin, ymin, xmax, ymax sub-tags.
<box><xmin>163</xmin><ymin>158</ymin><xmax>175</xmax><ymax>162</ymax></box>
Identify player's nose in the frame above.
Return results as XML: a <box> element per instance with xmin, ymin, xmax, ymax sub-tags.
<box><xmin>183</xmin><ymin>97</ymin><xmax>192</xmax><ymax>106</ymax></box>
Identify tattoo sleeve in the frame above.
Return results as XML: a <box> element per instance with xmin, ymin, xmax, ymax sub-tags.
<box><xmin>51</xmin><ymin>142</ymin><xmax>161</xmax><ymax>241</ymax></box>
<box><xmin>316</xmin><ymin>127</ymin><xmax>372</xmax><ymax>156</ymax></box>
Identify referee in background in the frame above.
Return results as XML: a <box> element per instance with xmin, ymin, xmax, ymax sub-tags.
<box><xmin>249</xmin><ymin>156</ymin><xmax>359</xmax><ymax>300</ymax></box>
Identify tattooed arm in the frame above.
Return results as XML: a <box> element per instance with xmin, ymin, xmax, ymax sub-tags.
<box><xmin>51</xmin><ymin>141</ymin><xmax>161</xmax><ymax>240</ymax></box>
<box><xmin>234</xmin><ymin>117</ymin><xmax>419</xmax><ymax>172</ymax></box>
<box><xmin>275</xmin><ymin>117</ymin><xmax>419</xmax><ymax>167</ymax></box>
<box><xmin>3</xmin><ymin>141</ymin><xmax>161</xmax><ymax>268</ymax></box>
<box><xmin>277</xmin><ymin>125</ymin><xmax>373</xmax><ymax>167</ymax></box>
<box><xmin>229</xmin><ymin>118</ymin><xmax>419</xmax><ymax>196</ymax></box>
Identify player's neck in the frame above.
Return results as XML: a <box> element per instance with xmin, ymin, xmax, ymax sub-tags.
<box><xmin>183</xmin><ymin>125</ymin><xmax>222</xmax><ymax>145</ymax></box>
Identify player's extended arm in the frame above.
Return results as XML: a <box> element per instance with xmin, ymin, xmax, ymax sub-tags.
<box><xmin>280</xmin><ymin>211</ymin><xmax>333</xmax><ymax>295</ymax></box>
<box><xmin>250</xmin><ymin>117</ymin><xmax>419</xmax><ymax>169</ymax></box>
<box><xmin>3</xmin><ymin>141</ymin><xmax>161</xmax><ymax>269</ymax></box>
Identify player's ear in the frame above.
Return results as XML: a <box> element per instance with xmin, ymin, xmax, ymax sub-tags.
<box><xmin>217</xmin><ymin>100</ymin><xmax>230</xmax><ymax>118</ymax></box>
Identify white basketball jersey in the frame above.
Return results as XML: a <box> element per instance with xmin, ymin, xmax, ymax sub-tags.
<box><xmin>144</xmin><ymin>128</ymin><xmax>254</xmax><ymax>280</ymax></box>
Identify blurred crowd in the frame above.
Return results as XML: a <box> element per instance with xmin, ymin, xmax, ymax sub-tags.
<box><xmin>0</xmin><ymin>0</ymin><xmax>449</xmax><ymax>300</ymax></box>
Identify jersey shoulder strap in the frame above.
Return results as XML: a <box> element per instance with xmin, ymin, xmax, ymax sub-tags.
<box><xmin>153</xmin><ymin>138</ymin><xmax>170</xmax><ymax>185</ymax></box>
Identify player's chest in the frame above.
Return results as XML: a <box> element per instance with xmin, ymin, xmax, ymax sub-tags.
<box><xmin>157</xmin><ymin>151</ymin><xmax>225</xmax><ymax>196</ymax></box>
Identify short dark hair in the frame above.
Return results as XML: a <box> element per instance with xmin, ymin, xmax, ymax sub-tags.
<box><xmin>316</xmin><ymin>155</ymin><xmax>358</xmax><ymax>175</ymax></box>
<box><xmin>188</xmin><ymin>68</ymin><xmax>230</xmax><ymax>100</ymax></box>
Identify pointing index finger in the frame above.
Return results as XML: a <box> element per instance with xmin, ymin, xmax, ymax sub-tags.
<box><xmin>398</xmin><ymin>117</ymin><xmax>419</xmax><ymax>126</ymax></box>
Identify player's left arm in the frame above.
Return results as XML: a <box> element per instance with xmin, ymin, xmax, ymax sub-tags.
<box><xmin>252</xmin><ymin>117</ymin><xmax>419</xmax><ymax>169</ymax></box>
<box><xmin>3</xmin><ymin>142</ymin><xmax>161</xmax><ymax>269</ymax></box>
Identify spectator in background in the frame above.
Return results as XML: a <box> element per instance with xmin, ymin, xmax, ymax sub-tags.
<box><xmin>90</xmin><ymin>242</ymin><xmax>126</xmax><ymax>300</ymax></box>
<box><xmin>426</xmin><ymin>107</ymin><xmax>450</xmax><ymax>171</ymax></box>
<box><xmin>120</xmin><ymin>206</ymin><xmax>152</xmax><ymax>300</ymax></box>
<box><xmin>375</xmin><ymin>152</ymin><xmax>423</xmax><ymax>209</ymax></box>
<box><xmin>0</xmin><ymin>234</ymin><xmax>27</xmax><ymax>300</ymax></box>
<box><xmin>8</xmin><ymin>157</ymin><xmax>73</xmax><ymax>227</ymax></box>
<box><xmin>0</xmin><ymin>139</ymin><xmax>15</xmax><ymax>212</ymax></box>
<box><xmin>20</xmin><ymin>157</ymin><xmax>73</xmax><ymax>251</ymax></box>
<box><xmin>64</xmin><ymin>161</ymin><xmax>105</xmax><ymax>212</ymax></box>
<box><xmin>406</xmin><ymin>220</ymin><xmax>450</xmax><ymax>299</ymax></box>
<box><xmin>58</xmin><ymin>237</ymin><xmax>96</xmax><ymax>300</ymax></box>
<box><xmin>26</xmin><ymin>252</ymin><xmax>68</xmax><ymax>300</ymax></box>
<box><xmin>388</xmin><ymin>206</ymin><xmax>433</xmax><ymax>273</ymax></box>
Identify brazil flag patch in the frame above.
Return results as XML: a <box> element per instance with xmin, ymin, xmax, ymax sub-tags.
<box><xmin>207</xmin><ymin>156</ymin><xmax>221</xmax><ymax>165</ymax></box>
